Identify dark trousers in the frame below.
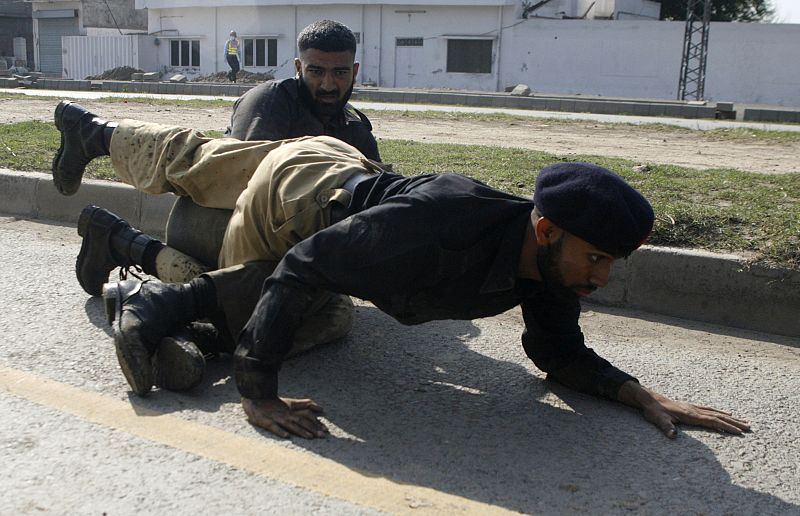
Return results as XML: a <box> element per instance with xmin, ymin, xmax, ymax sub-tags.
<box><xmin>226</xmin><ymin>55</ymin><xmax>240</xmax><ymax>82</ymax></box>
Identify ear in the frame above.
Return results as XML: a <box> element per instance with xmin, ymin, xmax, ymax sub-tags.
<box><xmin>352</xmin><ymin>61</ymin><xmax>360</xmax><ymax>80</ymax></box>
<box><xmin>294</xmin><ymin>57</ymin><xmax>302</xmax><ymax>75</ymax></box>
<box><xmin>533</xmin><ymin>217</ymin><xmax>562</xmax><ymax>246</ymax></box>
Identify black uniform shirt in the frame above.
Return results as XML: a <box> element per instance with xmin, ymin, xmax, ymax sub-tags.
<box><xmin>226</xmin><ymin>77</ymin><xmax>381</xmax><ymax>161</ymax></box>
<box><xmin>235</xmin><ymin>172</ymin><xmax>637</xmax><ymax>401</ymax></box>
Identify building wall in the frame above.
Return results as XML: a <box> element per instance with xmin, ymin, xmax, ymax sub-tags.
<box><xmin>82</xmin><ymin>0</ymin><xmax>146</xmax><ymax>30</ymax></box>
<box><xmin>0</xmin><ymin>18</ymin><xmax>34</xmax><ymax>67</ymax></box>
<box><xmin>63</xmin><ymin>2</ymin><xmax>800</xmax><ymax>106</ymax></box>
<box><xmin>0</xmin><ymin>0</ymin><xmax>35</xmax><ymax>67</ymax></box>
<box><xmin>705</xmin><ymin>22</ymin><xmax>800</xmax><ymax>106</ymax></box>
<box><xmin>376</xmin><ymin>5</ymin><xmax>509</xmax><ymax>90</ymax></box>
<box><xmin>62</xmin><ymin>34</ymin><xmax>156</xmax><ymax>78</ymax></box>
<box><xmin>500</xmin><ymin>19</ymin><xmax>682</xmax><ymax>99</ymax></box>
<box><xmin>499</xmin><ymin>19</ymin><xmax>800</xmax><ymax>105</ymax></box>
<box><xmin>147</xmin><ymin>5</ymin><xmax>365</xmax><ymax>78</ymax></box>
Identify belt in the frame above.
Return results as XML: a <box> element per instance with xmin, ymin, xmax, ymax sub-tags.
<box><xmin>340</xmin><ymin>171</ymin><xmax>372</xmax><ymax>194</ymax></box>
<box><xmin>330</xmin><ymin>171</ymin><xmax>373</xmax><ymax>224</ymax></box>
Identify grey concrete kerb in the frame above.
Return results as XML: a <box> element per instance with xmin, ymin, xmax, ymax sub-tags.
<box><xmin>2</xmin><ymin>169</ymin><xmax>798</xmax><ymax>338</ymax></box>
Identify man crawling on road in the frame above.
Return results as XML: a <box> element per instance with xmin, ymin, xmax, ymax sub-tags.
<box><xmin>51</xmin><ymin>101</ymin><xmax>750</xmax><ymax>440</ymax></box>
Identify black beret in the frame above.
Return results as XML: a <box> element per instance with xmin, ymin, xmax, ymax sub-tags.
<box><xmin>533</xmin><ymin>162</ymin><xmax>654</xmax><ymax>257</ymax></box>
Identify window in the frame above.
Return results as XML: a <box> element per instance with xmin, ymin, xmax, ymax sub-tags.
<box><xmin>170</xmin><ymin>39</ymin><xmax>200</xmax><ymax>67</ymax></box>
<box><xmin>397</xmin><ymin>38</ymin><xmax>423</xmax><ymax>47</ymax></box>
<box><xmin>243</xmin><ymin>37</ymin><xmax>277</xmax><ymax>67</ymax></box>
<box><xmin>446</xmin><ymin>39</ymin><xmax>492</xmax><ymax>74</ymax></box>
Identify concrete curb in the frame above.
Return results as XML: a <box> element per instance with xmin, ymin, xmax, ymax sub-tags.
<box><xmin>0</xmin><ymin>169</ymin><xmax>175</xmax><ymax>236</ymax></box>
<box><xmin>2</xmin><ymin>169</ymin><xmax>798</xmax><ymax>338</ymax></box>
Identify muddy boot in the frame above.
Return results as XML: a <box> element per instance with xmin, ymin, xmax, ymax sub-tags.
<box><xmin>52</xmin><ymin>100</ymin><xmax>117</xmax><ymax>196</ymax></box>
<box><xmin>76</xmin><ymin>205</ymin><xmax>164</xmax><ymax>297</ymax></box>
<box><xmin>103</xmin><ymin>278</ymin><xmax>215</xmax><ymax>396</ymax></box>
<box><xmin>186</xmin><ymin>321</ymin><xmax>227</xmax><ymax>357</ymax></box>
<box><xmin>152</xmin><ymin>322</ymin><xmax>229</xmax><ymax>391</ymax></box>
<box><xmin>153</xmin><ymin>326</ymin><xmax>206</xmax><ymax>392</ymax></box>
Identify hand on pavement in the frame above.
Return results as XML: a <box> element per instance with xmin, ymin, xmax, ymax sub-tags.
<box><xmin>242</xmin><ymin>397</ymin><xmax>329</xmax><ymax>439</ymax></box>
<box><xmin>618</xmin><ymin>381</ymin><xmax>751</xmax><ymax>438</ymax></box>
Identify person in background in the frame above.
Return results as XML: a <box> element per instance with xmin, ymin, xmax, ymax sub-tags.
<box><xmin>224</xmin><ymin>30</ymin><xmax>241</xmax><ymax>83</ymax></box>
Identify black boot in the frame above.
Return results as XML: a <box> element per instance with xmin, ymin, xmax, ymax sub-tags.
<box><xmin>77</xmin><ymin>205</ymin><xmax>164</xmax><ymax>297</ymax></box>
<box><xmin>153</xmin><ymin>326</ymin><xmax>206</xmax><ymax>392</ymax></box>
<box><xmin>103</xmin><ymin>279</ymin><xmax>209</xmax><ymax>396</ymax></box>
<box><xmin>153</xmin><ymin>322</ymin><xmax>226</xmax><ymax>392</ymax></box>
<box><xmin>52</xmin><ymin>100</ymin><xmax>117</xmax><ymax>196</ymax></box>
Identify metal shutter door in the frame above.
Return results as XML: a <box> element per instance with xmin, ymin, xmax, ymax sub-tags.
<box><xmin>39</xmin><ymin>17</ymin><xmax>78</xmax><ymax>74</ymax></box>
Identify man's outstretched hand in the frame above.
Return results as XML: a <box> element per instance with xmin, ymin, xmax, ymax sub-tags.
<box><xmin>242</xmin><ymin>397</ymin><xmax>329</xmax><ymax>439</ymax></box>
<box><xmin>618</xmin><ymin>381</ymin><xmax>751</xmax><ymax>438</ymax></box>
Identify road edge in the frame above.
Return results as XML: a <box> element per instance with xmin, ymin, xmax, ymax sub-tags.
<box><xmin>2</xmin><ymin>169</ymin><xmax>798</xmax><ymax>338</ymax></box>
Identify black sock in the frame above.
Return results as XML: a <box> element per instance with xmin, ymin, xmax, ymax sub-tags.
<box><xmin>102</xmin><ymin>123</ymin><xmax>118</xmax><ymax>154</ymax></box>
<box><xmin>140</xmin><ymin>241</ymin><xmax>166</xmax><ymax>276</ymax></box>
<box><xmin>189</xmin><ymin>276</ymin><xmax>218</xmax><ymax>319</ymax></box>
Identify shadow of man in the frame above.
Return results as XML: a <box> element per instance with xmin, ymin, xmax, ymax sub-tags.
<box><xmin>123</xmin><ymin>303</ymin><xmax>797</xmax><ymax>514</ymax></box>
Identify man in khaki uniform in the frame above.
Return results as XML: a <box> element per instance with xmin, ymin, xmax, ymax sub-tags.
<box><xmin>53</xmin><ymin>100</ymin><xmax>372</xmax><ymax>392</ymax></box>
<box><xmin>55</xmin><ymin>21</ymin><xmax>378</xmax><ymax>392</ymax></box>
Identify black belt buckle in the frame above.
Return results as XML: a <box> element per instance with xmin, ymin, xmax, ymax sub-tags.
<box><xmin>331</xmin><ymin>171</ymin><xmax>372</xmax><ymax>223</ymax></box>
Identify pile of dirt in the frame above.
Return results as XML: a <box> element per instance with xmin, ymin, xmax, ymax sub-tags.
<box><xmin>192</xmin><ymin>70</ymin><xmax>275</xmax><ymax>84</ymax></box>
<box><xmin>85</xmin><ymin>66</ymin><xmax>145</xmax><ymax>81</ymax></box>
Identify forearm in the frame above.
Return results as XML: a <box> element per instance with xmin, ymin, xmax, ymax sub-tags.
<box><xmin>617</xmin><ymin>380</ymin><xmax>659</xmax><ymax>409</ymax></box>
<box><xmin>234</xmin><ymin>280</ymin><xmax>316</xmax><ymax>399</ymax></box>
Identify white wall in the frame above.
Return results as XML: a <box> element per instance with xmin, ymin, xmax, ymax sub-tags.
<box><xmin>705</xmin><ymin>22</ymin><xmax>800</xmax><ymax>106</ymax></box>
<box><xmin>499</xmin><ymin>19</ymin><xmax>800</xmax><ymax>105</ymax></box>
<box><xmin>146</xmin><ymin>4</ymin><xmax>371</xmax><ymax>80</ymax></box>
<box><xmin>62</xmin><ymin>34</ymin><xmax>157</xmax><ymax>79</ymax></box>
<box><xmin>500</xmin><ymin>19</ymin><xmax>683</xmax><ymax>99</ymax></box>
<box><xmin>128</xmin><ymin>3</ymin><xmax>800</xmax><ymax>106</ymax></box>
<box><xmin>377</xmin><ymin>5</ymin><xmax>510</xmax><ymax>90</ymax></box>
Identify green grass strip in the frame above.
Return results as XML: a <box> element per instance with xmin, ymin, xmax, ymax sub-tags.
<box><xmin>2</xmin><ymin>120</ymin><xmax>798</xmax><ymax>269</ymax></box>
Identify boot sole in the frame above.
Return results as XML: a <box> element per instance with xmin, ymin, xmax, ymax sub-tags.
<box><xmin>75</xmin><ymin>205</ymin><xmax>117</xmax><ymax>297</ymax></box>
<box><xmin>54</xmin><ymin>100</ymin><xmax>72</xmax><ymax>131</ymax></box>
<box><xmin>51</xmin><ymin>101</ymin><xmax>73</xmax><ymax>196</ymax></box>
<box><xmin>102</xmin><ymin>282</ymin><xmax>118</xmax><ymax>326</ymax></box>
<box><xmin>153</xmin><ymin>336</ymin><xmax>205</xmax><ymax>392</ymax></box>
<box><xmin>104</xmin><ymin>283</ymin><xmax>155</xmax><ymax>396</ymax></box>
<box><xmin>76</xmin><ymin>204</ymin><xmax>94</xmax><ymax>237</ymax></box>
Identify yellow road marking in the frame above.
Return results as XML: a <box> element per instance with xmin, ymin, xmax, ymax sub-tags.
<box><xmin>0</xmin><ymin>365</ymin><xmax>517</xmax><ymax>515</ymax></box>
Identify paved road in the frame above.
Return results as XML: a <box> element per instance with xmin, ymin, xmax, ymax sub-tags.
<box><xmin>1</xmin><ymin>216</ymin><xmax>799</xmax><ymax>515</ymax></box>
<box><xmin>9</xmin><ymin>88</ymin><xmax>800</xmax><ymax>133</ymax></box>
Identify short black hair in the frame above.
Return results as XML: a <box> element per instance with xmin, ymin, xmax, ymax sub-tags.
<box><xmin>297</xmin><ymin>20</ymin><xmax>357</xmax><ymax>54</ymax></box>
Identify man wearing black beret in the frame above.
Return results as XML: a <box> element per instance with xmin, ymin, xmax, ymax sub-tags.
<box><xmin>51</xmin><ymin>112</ymin><xmax>750</xmax><ymax>440</ymax></box>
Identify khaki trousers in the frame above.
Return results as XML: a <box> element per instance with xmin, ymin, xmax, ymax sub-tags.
<box><xmin>109</xmin><ymin>120</ymin><xmax>375</xmax><ymax>348</ymax></box>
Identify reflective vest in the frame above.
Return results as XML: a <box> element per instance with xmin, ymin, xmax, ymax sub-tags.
<box><xmin>226</xmin><ymin>39</ymin><xmax>239</xmax><ymax>55</ymax></box>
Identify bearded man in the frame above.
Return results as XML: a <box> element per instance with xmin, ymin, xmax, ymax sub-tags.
<box><xmin>226</xmin><ymin>19</ymin><xmax>379</xmax><ymax>161</ymax></box>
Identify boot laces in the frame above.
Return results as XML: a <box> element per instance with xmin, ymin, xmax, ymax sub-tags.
<box><xmin>119</xmin><ymin>264</ymin><xmax>144</xmax><ymax>282</ymax></box>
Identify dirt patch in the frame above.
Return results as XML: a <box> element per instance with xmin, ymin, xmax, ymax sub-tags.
<box><xmin>85</xmin><ymin>67</ymin><xmax>145</xmax><ymax>81</ymax></box>
<box><xmin>192</xmin><ymin>71</ymin><xmax>275</xmax><ymax>83</ymax></box>
<box><xmin>370</xmin><ymin>116</ymin><xmax>800</xmax><ymax>175</ymax></box>
<box><xmin>0</xmin><ymin>96</ymin><xmax>797</xmax><ymax>174</ymax></box>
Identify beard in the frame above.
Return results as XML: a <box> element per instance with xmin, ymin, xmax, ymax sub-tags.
<box><xmin>536</xmin><ymin>237</ymin><xmax>580</xmax><ymax>302</ymax></box>
<box><xmin>298</xmin><ymin>72</ymin><xmax>354</xmax><ymax>118</ymax></box>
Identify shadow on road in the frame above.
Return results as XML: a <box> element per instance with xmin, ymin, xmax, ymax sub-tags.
<box><xmin>121</xmin><ymin>304</ymin><xmax>797</xmax><ymax>514</ymax></box>
<box><xmin>84</xmin><ymin>296</ymin><xmax>113</xmax><ymax>336</ymax></box>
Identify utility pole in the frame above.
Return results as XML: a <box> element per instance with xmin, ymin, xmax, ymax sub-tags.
<box><xmin>677</xmin><ymin>0</ymin><xmax>711</xmax><ymax>101</ymax></box>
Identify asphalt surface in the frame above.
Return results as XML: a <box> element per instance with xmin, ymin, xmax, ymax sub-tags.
<box><xmin>1</xmin><ymin>216</ymin><xmax>799</xmax><ymax>514</ymax></box>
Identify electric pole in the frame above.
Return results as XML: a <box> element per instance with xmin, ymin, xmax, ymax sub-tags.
<box><xmin>677</xmin><ymin>0</ymin><xmax>711</xmax><ymax>101</ymax></box>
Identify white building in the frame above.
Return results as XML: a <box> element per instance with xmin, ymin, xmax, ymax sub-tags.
<box><xmin>28</xmin><ymin>0</ymin><xmax>146</xmax><ymax>75</ymax></box>
<box><xmin>133</xmin><ymin>0</ymin><xmax>664</xmax><ymax>89</ymax></box>
<box><xmin>44</xmin><ymin>0</ymin><xmax>800</xmax><ymax>106</ymax></box>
